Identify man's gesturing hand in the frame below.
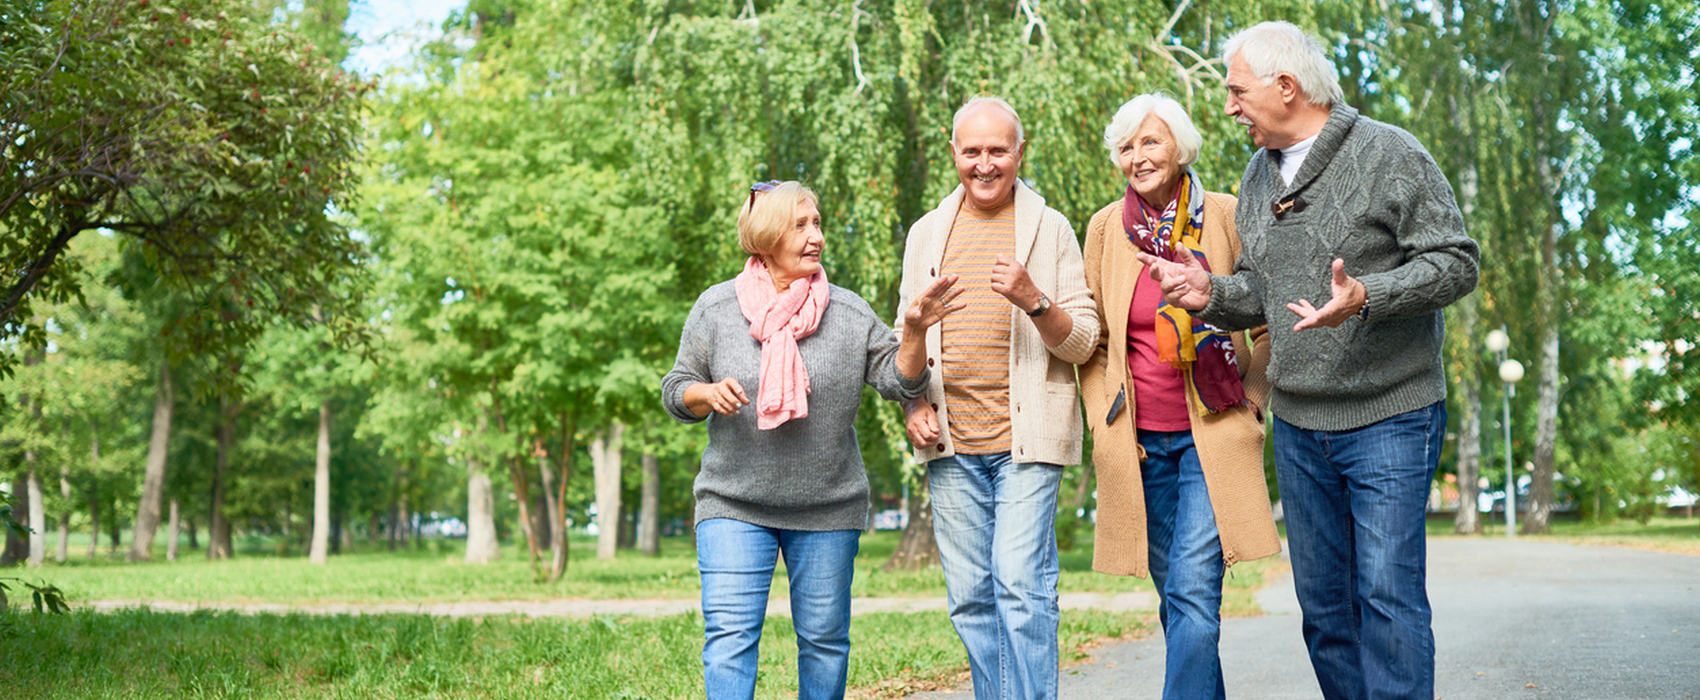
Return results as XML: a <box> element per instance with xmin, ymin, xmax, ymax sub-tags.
<box><xmin>1288</xmin><ymin>258</ymin><xmax>1367</xmax><ymax>331</ymax></box>
<box><xmin>990</xmin><ymin>255</ymin><xmax>1045</xmax><ymax>313</ymax></box>
<box><xmin>1133</xmin><ymin>247</ymin><xmax>1212</xmax><ymax>311</ymax></box>
<box><xmin>905</xmin><ymin>400</ymin><xmax>941</xmax><ymax>449</ymax></box>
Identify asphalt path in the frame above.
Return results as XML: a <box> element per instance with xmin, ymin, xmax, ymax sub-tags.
<box><xmin>909</xmin><ymin>537</ymin><xmax>1700</xmax><ymax>699</ymax></box>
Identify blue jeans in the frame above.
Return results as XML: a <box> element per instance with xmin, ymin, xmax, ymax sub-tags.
<box><xmin>1273</xmin><ymin>402</ymin><xmax>1446</xmax><ymax>700</ymax></box>
<box><xmin>1138</xmin><ymin>430</ymin><xmax>1227</xmax><ymax>700</ymax></box>
<box><xmin>695</xmin><ymin>518</ymin><xmax>861</xmax><ymax>700</ymax></box>
<box><xmin>929</xmin><ymin>452</ymin><xmax>1062</xmax><ymax>700</ymax></box>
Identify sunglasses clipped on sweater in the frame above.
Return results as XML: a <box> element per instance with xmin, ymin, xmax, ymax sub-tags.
<box><xmin>747</xmin><ymin>180</ymin><xmax>781</xmax><ymax>213</ymax></box>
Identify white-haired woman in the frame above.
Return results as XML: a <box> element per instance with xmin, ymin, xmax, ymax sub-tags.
<box><xmin>662</xmin><ymin>180</ymin><xmax>960</xmax><ymax>700</ymax></box>
<box><xmin>1078</xmin><ymin>95</ymin><xmax>1281</xmax><ymax>700</ymax></box>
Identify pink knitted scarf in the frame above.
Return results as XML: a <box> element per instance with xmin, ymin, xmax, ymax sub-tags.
<box><xmin>734</xmin><ymin>256</ymin><xmax>830</xmax><ymax>429</ymax></box>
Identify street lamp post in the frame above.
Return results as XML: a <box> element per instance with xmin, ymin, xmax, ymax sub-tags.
<box><xmin>1484</xmin><ymin>327</ymin><xmax>1524</xmax><ymax>538</ymax></box>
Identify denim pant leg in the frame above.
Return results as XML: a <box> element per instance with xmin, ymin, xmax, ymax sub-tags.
<box><xmin>1339</xmin><ymin>404</ymin><xmax>1443</xmax><ymax>700</ymax></box>
<box><xmin>930</xmin><ymin>452</ymin><xmax>1062</xmax><ymax>700</ymax></box>
<box><xmin>780</xmin><ymin>529</ymin><xmax>862</xmax><ymax>700</ymax></box>
<box><xmin>1138</xmin><ymin>430</ymin><xmax>1227</xmax><ymax>700</ymax></box>
<box><xmin>1274</xmin><ymin>403</ymin><xmax>1444</xmax><ymax>700</ymax></box>
<box><xmin>697</xmin><ymin>518</ymin><xmax>779</xmax><ymax>700</ymax></box>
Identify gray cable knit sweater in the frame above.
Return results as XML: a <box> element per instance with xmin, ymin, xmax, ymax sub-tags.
<box><xmin>662</xmin><ymin>280</ymin><xmax>929</xmax><ymax>531</ymax></box>
<box><xmin>1201</xmin><ymin>103</ymin><xmax>1479</xmax><ymax>431</ymax></box>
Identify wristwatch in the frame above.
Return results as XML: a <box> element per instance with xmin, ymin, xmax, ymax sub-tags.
<box><xmin>1027</xmin><ymin>295</ymin><xmax>1051</xmax><ymax>318</ymax></box>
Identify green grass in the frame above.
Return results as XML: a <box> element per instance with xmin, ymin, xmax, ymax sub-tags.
<box><xmin>37</xmin><ymin>531</ymin><xmax>1281</xmax><ymax>611</ymax></box>
<box><xmin>1423</xmin><ymin>514</ymin><xmax>1700</xmax><ymax>555</ymax></box>
<box><xmin>0</xmin><ymin>607</ymin><xmax>1148</xmax><ymax>699</ymax></box>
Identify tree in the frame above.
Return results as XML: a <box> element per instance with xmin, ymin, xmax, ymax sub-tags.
<box><xmin>0</xmin><ymin>0</ymin><xmax>371</xmax><ymax>381</ymax></box>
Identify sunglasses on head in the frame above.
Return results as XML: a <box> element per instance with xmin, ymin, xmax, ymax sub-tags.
<box><xmin>747</xmin><ymin>180</ymin><xmax>782</xmax><ymax>213</ymax></box>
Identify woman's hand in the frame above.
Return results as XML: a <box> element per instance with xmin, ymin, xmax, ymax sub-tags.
<box><xmin>897</xmin><ymin>275</ymin><xmax>962</xmax><ymax>380</ymax></box>
<box><xmin>904</xmin><ymin>274</ymin><xmax>964</xmax><ymax>333</ymax></box>
<box><xmin>682</xmin><ymin>378</ymin><xmax>750</xmax><ymax>418</ymax></box>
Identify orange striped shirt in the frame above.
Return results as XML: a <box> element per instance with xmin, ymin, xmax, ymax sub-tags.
<box><xmin>939</xmin><ymin>203</ymin><xmax>1016</xmax><ymax>455</ymax></box>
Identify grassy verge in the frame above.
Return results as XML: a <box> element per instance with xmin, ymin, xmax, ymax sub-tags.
<box><xmin>0</xmin><ymin>607</ymin><xmax>1147</xmax><ymax>700</ymax></box>
<box><xmin>37</xmin><ymin>531</ymin><xmax>1282</xmax><ymax>610</ymax></box>
<box><xmin>1424</xmin><ymin>514</ymin><xmax>1700</xmax><ymax>555</ymax></box>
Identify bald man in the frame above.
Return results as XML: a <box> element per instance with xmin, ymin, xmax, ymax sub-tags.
<box><xmin>894</xmin><ymin>96</ymin><xmax>1099</xmax><ymax>700</ymax></box>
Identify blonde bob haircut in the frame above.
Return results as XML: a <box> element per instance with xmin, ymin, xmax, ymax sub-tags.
<box><xmin>737</xmin><ymin>180</ymin><xmax>819</xmax><ymax>257</ymax></box>
<box><xmin>1222</xmin><ymin>21</ymin><xmax>1344</xmax><ymax>107</ymax></box>
<box><xmin>1102</xmin><ymin>93</ymin><xmax>1203</xmax><ymax>169</ymax></box>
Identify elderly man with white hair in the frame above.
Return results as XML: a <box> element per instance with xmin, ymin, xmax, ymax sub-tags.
<box><xmin>1138</xmin><ymin>21</ymin><xmax>1480</xmax><ymax>700</ymax></box>
<box><xmin>1080</xmin><ymin>92</ymin><xmax>1281</xmax><ymax>700</ymax></box>
<box><xmin>894</xmin><ymin>95</ymin><xmax>1098</xmax><ymax>700</ymax></box>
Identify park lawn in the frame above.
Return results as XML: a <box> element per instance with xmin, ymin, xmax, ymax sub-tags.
<box><xmin>1424</xmin><ymin>514</ymin><xmax>1700</xmax><ymax>555</ymax></box>
<box><xmin>1</xmin><ymin>607</ymin><xmax>1148</xmax><ymax>700</ymax></box>
<box><xmin>37</xmin><ymin>531</ymin><xmax>1281</xmax><ymax>615</ymax></box>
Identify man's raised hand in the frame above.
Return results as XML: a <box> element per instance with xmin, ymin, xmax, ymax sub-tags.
<box><xmin>1287</xmin><ymin>258</ymin><xmax>1367</xmax><ymax>331</ymax></box>
<box><xmin>1133</xmin><ymin>247</ymin><xmax>1213</xmax><ymax>310</ymax></box>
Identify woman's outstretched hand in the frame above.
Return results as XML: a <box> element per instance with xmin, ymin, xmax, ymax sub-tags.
<box><xmin>905</xmin><ymin>274</ymin><xmax>965</xmax><ymax>332</ymax></box>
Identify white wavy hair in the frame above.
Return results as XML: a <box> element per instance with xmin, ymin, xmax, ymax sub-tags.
<box><xmin>1101</xmin><ymin>93</ymin><xmax>1202</xmax><ymax>168</ymax></box>
<box><xmin>1222</xmin><ymin>21</ymin><xmax>1344</xmax><ymax>107</ymax></box>
<box><xmin>951</xmin><ymin>96</ymin><xmax>1025</xmax><ymax>145</ymax></box>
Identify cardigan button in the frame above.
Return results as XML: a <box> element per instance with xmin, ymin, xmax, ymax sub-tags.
<box><xmin>930</xmin><ymin>267</ymin><xmax>937</xmax><ymax>276</ymax></box>
<box><xmin>930</xmin><ymin>403</ymin><xmax>938</xmax><ymax>412</ymax></box>
<box><xmin>927</xmin><ymin>358</ymin><xmax>935</xmax><ymax>367</ymax></box>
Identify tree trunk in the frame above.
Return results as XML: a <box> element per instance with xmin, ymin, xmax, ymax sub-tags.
<box><xmin>591</xmin><ymin>421</ymin><xmax>624</xmax><ymax>561</ymax></box>
<box><xmin>1</xmin><ymin>476</ymin><xmax>25</xmax><ymax>566</ymax></box>
<box><xmin>463</xmin><ymin>456</ymin><xmax>501</xmax><ymax>564</ymax></box>
<box><xmin>108</xmin><ymin>489</ymin><xmax>121</xmax><ymax>553</ymax></box>
<box><xmin>399</xmin><ymin>460</ymin><xmax>412</xmax><ymax>549</ymax></box>
<box><xmin>25</xmin><ymin>471</ymin><xmax>45</xmax><ymax>567</ymax></box>
<box><xmin>87</xmin><ymin>477</ymin><xmax>100</xmax><ymax>559</ymax></box>
<box><xmin>387</xmin><ymin>461</ymin><xmax>405</xmax><ymax>552</ymax></box>
<box><xmin>617</xmin><ymin>500</ymin><xmax>635</xmax><ymax>550</ymax></box>
<box><xmin>309</xmin><ymin>399</ymin><xmax>333</xmax><ymax>564</ymax></box>
<box><xmin>208</xmin><ymin>399</ymin><xmax>235</xmax><ymax>560</ymax></box>
<box><xmin>884</xmin><ymin>474</ymin><xmax>940</xmax><ymax>571</ymax></box>
<box><xmin>88</xmin><ymin>424</ymin><xmax>101</xmax><ymax>558</ymax></box>
<box><xmin>1454</xmin><ymin>377</ymin><xmax>1484</xmax><ymax>535</ymax></box>
<box><xmin>1453</xmin><ymin>293</ymin><xmax>1484</xmax><ymax>535</ymax></box>
<box><xmin>57</xmin><ymin>471</ymin><xmax>72</xmax><ymax>563</ymax></box>
<box><xmin>130</xmin><ymin>361</ymin><xmax>175</xmax><ymax>562</ymax></box>
<box><xmin>508</xmin><ymin>456</ymin><xmax>541</xmax><ymax>574</ymax></box>
<box><xmin>334</xmin><ymin>506</ymin><xmax>349</xmax><ymax>554</ymax></box>
<box><xmin>639</xmin><ymin>452</ymin><xmax>661</xmax><ymax>556</ymax></box>
<box><xmin>1448</xmin><ymin>147</ymin><xmax>1484</xmax><ymax>535</ymax></box>
<box><xmin>166</xmin><ymin>498</ymin><xmax>181</xmax><ymax>562</ymax></box>
<box><xmin>547</xmin><ymin>411</ymin><xmax>577</xmax><ymax>581</ymax></box>
<box><xmin>1524</xmin><ymin>321</ymin><xmax>1560</xmax><ymax>535</ymax></box>
<box><xmin>186</xmin><ymin>519</ymin><xmax>198</xmax><ymax>550</ymax></box>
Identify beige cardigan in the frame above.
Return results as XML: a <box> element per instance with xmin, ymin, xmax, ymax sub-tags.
<box><xmin>1080</xmin><ymin>192</ymin><xmax>1281</xmax><ymax>577</ymax></box>
<box><xmin>896</xmin><ymin>182</ymin><xmax>1100</xmax><ymax>467</ymax></box>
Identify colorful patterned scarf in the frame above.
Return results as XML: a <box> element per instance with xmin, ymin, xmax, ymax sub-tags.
<box><xmin>1122</xmin><ymin>169</ymin><xmax>1246</xmax><ymax>413</ymax></box>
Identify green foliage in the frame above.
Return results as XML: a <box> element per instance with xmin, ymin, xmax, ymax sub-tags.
<box><xmin>0</xmin><ymin>0</ymin><xmax>372</xmax><ymax>377</ymax></box>
<box><xmin>0</xmin><ymin>578</ymin><xmax>69</xmax><ymax>614</ymax></box>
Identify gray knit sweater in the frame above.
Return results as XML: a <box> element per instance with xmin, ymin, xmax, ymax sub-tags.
<box><xmin>662</xmin><ymin>280</ymin><xmax>929</xmax><ymax>531</ymax></box>
<box><xmin>1201</xmin><ymin>103</ymin><xmax>1479</xmax><ymax>431</ymax></box>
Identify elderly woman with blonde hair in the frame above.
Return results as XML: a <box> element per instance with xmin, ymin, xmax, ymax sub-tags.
<box><xmin>1078</xmin><ymin>95</ymin><xmax>1281</xmax><ymax>700</ymax></box>
<box><xmin>662</xmin><ymin>180</ymin><xmax>961</xmax><ymax>700</ymax></box>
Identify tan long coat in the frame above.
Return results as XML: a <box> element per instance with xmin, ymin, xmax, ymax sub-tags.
<box><xmin>1080</xmin><ymin>192</ymin><xmax>1281</xmax><ymax>577</ymax></box>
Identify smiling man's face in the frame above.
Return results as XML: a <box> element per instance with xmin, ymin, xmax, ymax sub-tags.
<box><xmin>951</xmin><ymin>105</ymin><xmax>1025</xmax><ymax>212</ymax></box>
